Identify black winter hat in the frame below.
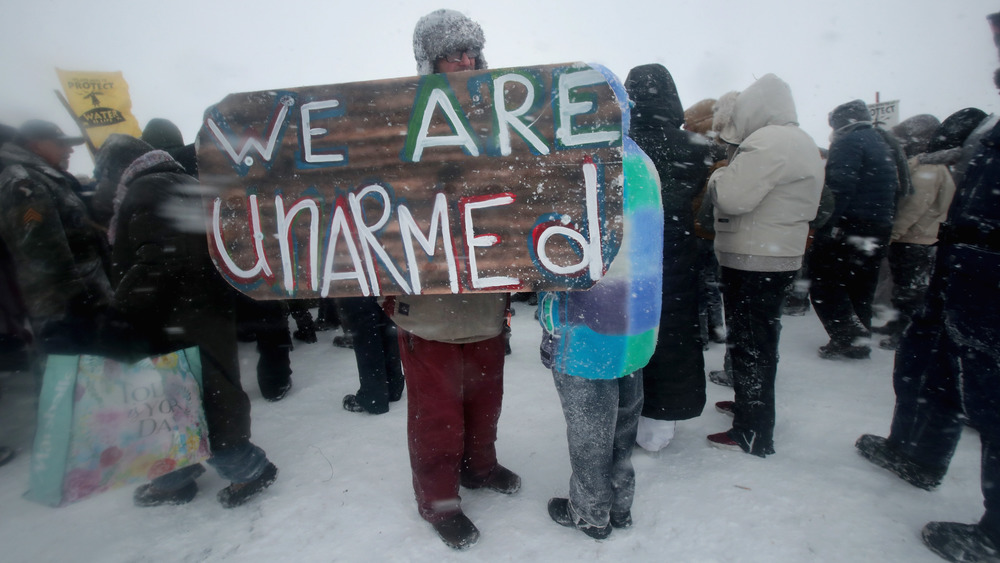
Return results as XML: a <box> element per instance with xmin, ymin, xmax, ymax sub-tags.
<box><xmin>828</xmin><ymin>100</ymin><xmax>871</xmax><ymax>130</ymax></box>
<box><xmin>141</xmin><ymin>118</ymin><xmax>184</xmax><ymax>151</ymax></box>
<box><xmin>892</xmin><ymin>114</ymin><xmax>940</xmax><ymax>157</ymax></box>
<box><xmin>926</xmin><ymin>108</ymin><xmax>988</xmax><ymax>153</ymax></box>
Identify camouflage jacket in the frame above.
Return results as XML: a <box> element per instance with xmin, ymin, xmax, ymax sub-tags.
<box><xmin>0</xmin><ymin>143</ymin><xmax>111</xmax><ymax>330</ymax></box>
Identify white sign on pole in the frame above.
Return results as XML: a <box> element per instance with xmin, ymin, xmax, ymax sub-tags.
<box><xmin>868</xmin><ymin>100</ymin><xmax>900</xmax><ymax>129</ymax></box>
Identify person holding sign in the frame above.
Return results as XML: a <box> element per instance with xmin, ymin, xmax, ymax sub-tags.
<box><xmin>380</xmin><ymin>9</ymin><xmax>519</xmax><ymax>551</ymax></box>
<box><xmin>539</xmin><ymin>74</ymin><xmax>664</xmax><ymax>539</ymax></box>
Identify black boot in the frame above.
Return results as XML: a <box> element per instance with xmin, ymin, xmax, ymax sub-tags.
<box><xmin>547</xmin><ymin>497</ymin><xmax>612</xmax><ymax>540</ymax></box>
<box><xmin>217</xmin><ymin>462</ymin><xmax>278</xmax><ymax>508</ymax></box>
<box><xmin>818</xmin><ymin>340</ymin><xmax>871</xmax><ymax>360</ymax></box>
<box><xmin>461</xmin><ymin>464</ymin><xmax>521</xmax><ymax>494</ymax></box>
<box><xmin>921</xmin><ymin>521</ymin><xmax>1000</xmax><ymax>562</ymax></box>
<box><xmin>855</xmin><ymin>434</ymin><xmax>945</xmax><ymax>490</ymax></box>
<box><xmin>431</xmin><ymin>512</ymin><xmax>480</xmax><ymax>550</ymax></box>
<box><xmin>134</xmin><ymin>481</ymin><xmax>198</xmax><ymax>507</ymax></box>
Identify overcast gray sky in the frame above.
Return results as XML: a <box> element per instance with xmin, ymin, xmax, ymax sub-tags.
<box><xmin>3</xmin><ymin>0</ymin><xmax>998</xmax><ymax>175</ymax></box>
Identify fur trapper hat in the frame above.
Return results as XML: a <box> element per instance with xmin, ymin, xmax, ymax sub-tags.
<box><xmin>413</xmin><ymin>9</ymin><xmax>487</xmax><ymax>76</ymax></box>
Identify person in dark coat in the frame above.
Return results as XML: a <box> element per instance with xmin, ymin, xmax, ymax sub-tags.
<box><xmin>855</xmin><ymin>14</ymin><xmax>1000</xmax><ymax>561</ymax></box>
<box><xmin>0</xmin><ymin>123</ymin><xmax>32</xmax><ymax>372</ymax></box>
<box><xmin>0</xmin><ymin>120</ymin><xmax>112</xmax><ymax>355</ymax></box>
<box><xmin>809</xmin><ymin>99</ymin><xmax>900</xmax><ymax>360</ymax></box>
<box><xmin>136</xmin><ymin>120</ymin><xmax>296</xmax><ymax>401</ymax></box>
<box><xmin>624</xmin><ymin>64</ymin><xmax>708</xmax><ymax>451</ymax></box>
<box><xmin>97</xmin><ymin>138</ymin><xmax>279</xmax><ymax>509</ymax></box>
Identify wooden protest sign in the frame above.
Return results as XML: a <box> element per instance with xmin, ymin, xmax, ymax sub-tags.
<box><xmin>197</xmin><ymin>62</ymin><xmax>627</xmax><ymax>299</ymax></box>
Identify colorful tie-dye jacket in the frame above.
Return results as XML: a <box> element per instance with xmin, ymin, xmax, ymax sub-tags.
<box><xmin>537</xmin><ymin>67</ymin><xmax>664</xmax><ymax>380</ymax></box>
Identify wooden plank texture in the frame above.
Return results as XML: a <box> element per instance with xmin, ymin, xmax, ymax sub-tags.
<box><xmin>197</xmin><ymin>62</ymin><xmax>626</xmax><ymax>299</ymax></box>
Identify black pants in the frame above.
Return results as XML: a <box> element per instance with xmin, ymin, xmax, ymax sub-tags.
<box><xmin>886</xmin><ymin>244</ymin><xmax>1000</xmax><ymax>544</ymax></box>
<box><xmin>721</xmin><ymin>267</ymin><xmax>795</xmax><ymax>457</ymax></box>
<box><xmin>336</xmin><ymin>297</ymin><xmax>404</xmax><ymax>413</ymax></box>
<box><xmin>886</xmin><ymin>242</ymin><xmax>935</xmax><ymax>335</ymax></box>
<box><xmin>235</xmin><ymin>294</ymin><xmax>292</xmax><ymax>397</ymax></box>
<box><xmin>809</xmin><ymin>228</ymin><xmax>890</xmax><ymax>346</ymax></box>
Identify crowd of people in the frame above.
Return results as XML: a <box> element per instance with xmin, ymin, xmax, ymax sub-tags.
<box><xmin>0</xmin><ymin>7</ymin><xmax>998</xmax><ymax>562</ymax></box>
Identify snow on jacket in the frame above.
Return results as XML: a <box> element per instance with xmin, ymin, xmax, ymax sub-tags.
<box><xmin>891</xmin><ymin>157</ymin><xmax>956</xmax><ymax>245</ymax></box>
<box><xmin>0</xmin><ymin>142</ymin><xmax>112</xmax><ymax>326</ymax></box>
<box><xmin>708</xmin><ymin>74</ymin><xmax>824</xmax><ymax>272</ymax></box>
<box><xmin>929</xmin><ymin>119</ymin><xmax>1000</xmax><ymax>355</ymax></box>
<box><xmin>626</xmin><ymin>63</ymin><xmax>707</xmax><ymax>419</ymax></box>
<box><xmin>824</xmin><ymin>100</ymin><xmax>899</xmax><ymax>229</ymax></box>
<box><xmin>538</xmin><ymin>67</ymin><xmax>664</xmax><ymax>380</ymax></box>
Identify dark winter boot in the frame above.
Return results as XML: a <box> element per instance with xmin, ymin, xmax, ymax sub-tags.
<box><xmin>921</xmin><ymin>521</ymin><xmax>1000</xmax><ymax>563</ymax></box>
<box><xmin>818</xmin><ymin>341</ymin><xmax>871</xmax><ymax>360</ymax></box>
<box><xmin>610</xmin><ymin>510</ymin><xmax>632</xmax><ymax>529</ymax></box>
<box><xmin>431</xmin><ymin>512</ymin><xmax>480</xmax><ymax>550</ymax></box>
<box><xmin>133</xmin><ymin>481</ymin><xmax>198</xmax><ymax>507</ymax></box>
<box><xmin>547</xmin><ymin>497</ymin><xmax>612</xmax><ymax>540</ymax></box>
<box><xmin>332</xmin><ymin>333</ymin><xmax>354</xmax><ymax>349</ymax></box>
<box><xmin>292</xmin><ymin>326</ymin><xmax>317</xmax><ymax>344</ymax></box>
<box><xmin>709</xmin><ymin>369</ymin><xmax>733</xmax><ymax>387</ymax></box>
<box><xmin>290</xmin><ymin>308</ymin><xmax>318</xmax><ymax>343</ymax></box>
<box><xmin>461</xmin><ymin>464</ymin><xmax>521</xmax><ymax>494</ymax></box>
<box><xmin>217</xmin><ymin>462</ymin><xmax>278</xmax><ymax>508</ymax></box>
<box><xmin>855</xmin><ymin>434</ymin><xmax>945</xmax><ymax>490</ymax></box>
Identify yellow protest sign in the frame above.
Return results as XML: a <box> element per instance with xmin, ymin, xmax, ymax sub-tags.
<box><xmin>55</xmin><ymin>69</ymin><xmax>141</xmax><ymax>149</ymax></box>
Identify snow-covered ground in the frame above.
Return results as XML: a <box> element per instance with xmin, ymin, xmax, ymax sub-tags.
<box><xmin>0</xmin><ymin>301</ymin><xmax>985</xmax><ymax>562</ymax></box>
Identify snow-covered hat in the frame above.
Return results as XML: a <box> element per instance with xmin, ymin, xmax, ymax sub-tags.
<box><xmin>828</xmin><ymin>99</ymin><xmax>871</xmax><ymax>130</ymax></box>
<box><xmin>413</xmin><ymin>9</ymin><xmax>487</xmax><ymax>76</ymax></box>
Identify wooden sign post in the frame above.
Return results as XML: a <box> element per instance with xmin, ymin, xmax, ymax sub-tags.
<box><xmin>197</xmin><ymin>63</ymin><xmax>627</xmax><ymax>299</ymax></box>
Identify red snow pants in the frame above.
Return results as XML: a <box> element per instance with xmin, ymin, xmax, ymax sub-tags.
<box><xmin>397</xmin><ymin>329</ymin><xmax>506</xmax><ymax>523</ymax></box>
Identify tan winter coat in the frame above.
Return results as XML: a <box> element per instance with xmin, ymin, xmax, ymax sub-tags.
<box><xmin>708</xmin><ymin>74</ymin><xmax>825</xmax><ymax>272</ymax></box>
<box><xmin>891</xmin><ymin>158</ymin><xmax>956</xmax><ymax>245</ymax></box>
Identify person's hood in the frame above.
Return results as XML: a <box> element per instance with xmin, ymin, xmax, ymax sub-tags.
<box><xmin>891</xmin><ymin>114</ymin><xmax>940</xmax><ymax>157</ymax></box>
<box><xmin>142</xmin><ymin>118</ymin><xmax>185</xmax><ymax>152</ymax></box>
<box><xmin>712</xmin><ymin>91</ymin><xmax>739</xmax><ymax>137</ymax></box>
<box><xmin>927</xmin><ymin>107</ymin><xmax>988</xmax><ymax>153</ymax></box>
<box><xmin>412</xmin><ymin>9</ymin><xmax>487</xmax><ymax>76</ymax></box>
<box><xmin>625</xmin><ymin>64</ymin><xmax>684</xmax><ymax>132</ymax></box>
<box><xmin>720</xmin><ymin>74</ymin><xmax>798</xmax><ymax>145</ymax></box>
<box><xmin>95</xmin><ymin>134</ymin><xmax>154</xmax><ymax>190</ymax></box>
